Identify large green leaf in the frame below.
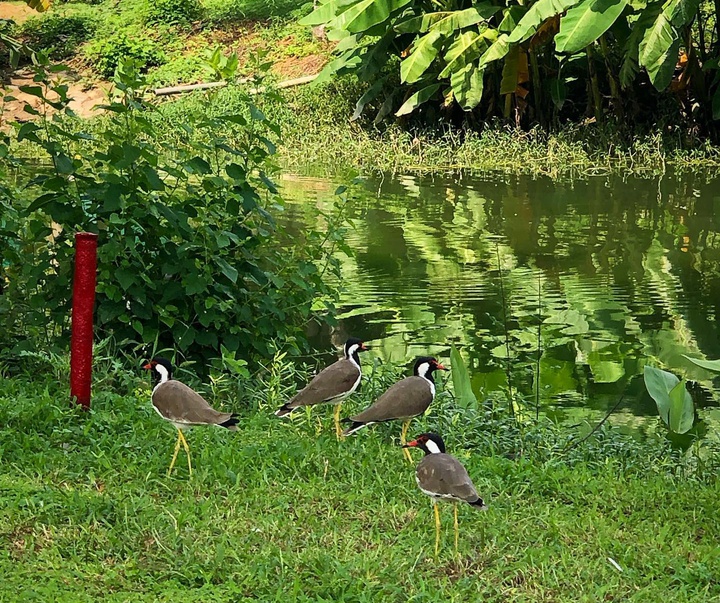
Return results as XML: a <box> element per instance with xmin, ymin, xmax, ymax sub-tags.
<box><xmin>450</xmin><ymin>346</ymin><xmax>478</xmax><ymax>409</ymax></box>
<box><xmin>507</xmin><ymin>0</ymin><xmax>581</xmax><ymax>44</ymax></box>
<box><xmin>478</xmin><ymin>32</ymin><xmax>510</xmax><ymax>68</ymax></box>
<box><xmin>643</xmin><ymin>365</ymin><xmax>694</xmax><ymax>434</ymax></box>
<box><xmin>619</xmin><ymin>1</ymin><xmax>662</xmax><ymax>88</ymax></box>
<box><xmin>555</xmin><ymin>0</ymin><xmax>627</xmax><ymax>54</ymax></box>
<box><xmin>549</xmin><ymin>76</ymin><xmax>567</xmax><ymax>108</ymax></box>
<box><xmin>668</xmin><ymin>0</ymin><xmax>701</xmax><ymax>26</ymax></box>
<box><xmin>644</xmin><ymin>36</ymin><xmax>679</xmax><ymax>90</ymax></box>
<box><xmin>351</xmin><ymin>79</ymin><xmax>386</xmax><ymax>120</ymax></box>
<box><xmin>440</xmin><ymin>30</ymin><xmax>491</xmax><ymax>78</ymax></box>
<box><xmin>401</xmin><ymin>30</ymin><xmax>443</xmax><ymax>84</ymax></box>
<box><xmin>644</xmin><ymin>365</ymin><xmax>677</xmax><ymax>425</ymax></box>
<box><xmin>395</xmin><ymin>83</ymin><xmax>441</xmax><ymax>116</ymax></box>
<box><xmin>636</xmin><ymin>0</ymin><xmax>693</xmax><ymax>90</ymax></box>
<box><xmin>357</xmin><ymin>29</ymin><xmax>396</xmax><ymax>80</ymax></box>
<box><xmin>395</xmin><ymin>5</ymin><xmax>498</xmax><ymax>34</ymax></box>
<box><xmin>668</xmin><ymin>379</ymin><xmax>694</xmax><ymax>434</ymax></box>
<box><xmin>299</xmin><ymin>0</ymin><xmax>356</xmax><ymax>26</ymax></box>
<box><xmin>682</xmin><ymin>355</ymin><xmax>720</xmax><ymax>373</ymax></box>
<box><xmin>328</xmin><ymin>0</ymin><xmax>413</xmax><ymax>34</ymax></box>
<box><xmin>500</xmin><ymin>45</ymin><xmax>521</xmax><ymax>95</ymax></box>
<box><xmin>430</xmin><ymin>5</ymin><xmax>499</xmax><ymax>34</ymax></box>
<box><xmin>395</xmin><ymin>12</ymin><xmax>446</xmax><ymax>34</ymax></box>
<box><xmin>312</xmin><ymin>47</ymin><xmax>363</xmax><ymax>84</ymax></box>
<box><xmin>499</xmin><ymin>5</ymin><xmax>527</xmax><ymax>33</ymax></box>
<box><xmin>451</xmin><ymin>61</ymin><xmax>484</xmax><ymax>110</ymax></box>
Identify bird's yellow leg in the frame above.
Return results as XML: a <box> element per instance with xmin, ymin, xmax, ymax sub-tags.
<box><xmin>178</xmin><ymin>429</ymin><xmax>192</xmax><ymax>477</ymax></box>
<box><xmin>454</xmin><ymin>502</ymin><xmax>459</xmax><ymax>554</ymax></box>
<box><xmin>167</xmin><ymin>429</ymin><xmax>182</xmax><ymax>476</ymax></box>
<box><xmin>434</xmin><ymin>502</ymin><xmax>441</xmax><ymax>557</ymax></box>
<box><xmin>334</xmin><ymin>403</ymin><xmax>343</xmax><ymax>440</ymax></box>
<box><xmin>401</xmin><ymin>419</ymin><xmax>413</xmax><ymax>462</ymax></box>
<box><xmin>400</xmin><ymin>419</ymin><xmax>410</xmax><ymax>444</ymax></box>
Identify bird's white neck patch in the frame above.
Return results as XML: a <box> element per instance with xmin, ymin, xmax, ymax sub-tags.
<box><xmin>425</xmin><ymin>439</ymin><xmax>442</xmax><ymax>454</ymax></box>
<box><xmin>153</xmin><ymin>364</ymin><xmax>170</xmax><ymax>393</ymax></box>
<box><xmin>346</xmin><ymin>344</ymin><xmax>361</xmax><ymax>368</ymax></box>
<box><xmin>417</xmin><ymin>362</ymin><xmax>435</xmax><ymax>396</ymax></box>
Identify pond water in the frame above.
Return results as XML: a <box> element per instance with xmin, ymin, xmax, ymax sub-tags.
<box><xmin>280</xmin><ymin>170</ymin><xmax>720</xmax><ymax>432</ymax></box>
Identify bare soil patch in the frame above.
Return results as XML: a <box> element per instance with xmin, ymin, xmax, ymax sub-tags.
<box><xmin>3</xmin><ymin>72</ymin><xmax>111</xmax><ymax>123</ymax></box>
<box><xmin>0</xmin><ymin>1</ymin><xmax>35</xmax><ymax>24</ymax></box>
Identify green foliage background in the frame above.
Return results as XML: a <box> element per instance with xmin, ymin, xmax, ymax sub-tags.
<box><xmin>0</xmin><ymin>58</ymin><xmax>345</xmax><ymax>367</ymax></box>
<box><xmin>304</xmin><ymin>0</ymin><xmax>720</xmax><ymax>135</ymax></box>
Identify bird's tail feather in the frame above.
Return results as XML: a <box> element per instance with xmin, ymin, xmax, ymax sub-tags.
<box><xmin>469</xmin><ymin>498</ymin><xmax>488</xmax><ymax>510</ymax></box>
<box><xmin>275</xmin><ymin>403</ymin><xmax>294</xmax><ymax>418</ymax></box>
<box><xmin>342</xmin><ymin>420</ymin><xmax>368</xmax><ymax>436</ymax></box>
<box><xmin>219</xmin><ymin>414</ymin><xmax>239</xmax><ymax>431</ymax></box>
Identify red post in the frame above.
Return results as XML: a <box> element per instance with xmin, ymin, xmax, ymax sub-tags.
<box><xmin>70</xmin><ymin>232</ymin><xmax>98</xmax><ymax>409</ymax></box>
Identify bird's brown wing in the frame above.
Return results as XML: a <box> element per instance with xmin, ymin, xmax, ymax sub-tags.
<box><xmin>350</xmin><ymin>376</ymin><xmax>432</xmax><ymax>422</ymax></box>
<box><xmin>152</xmin><ymin>380</ymin><xmax>233</xmax><ymax>426</ymax></box>
<box><xmin>287</xmin><ymin>359</ymin><xmax>360</xmax><ymax>408</ymax></box>
<box><xmin>416</xmin><ymin>453</ymin><xmax>480</xmax><ymax>503</ymax></box>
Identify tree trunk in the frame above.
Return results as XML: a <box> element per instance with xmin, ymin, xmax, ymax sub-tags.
<box><xmin>586</xmin><ymin>45</ymin><xmax>603</xmax><ymax>123</ymax></box>
<box><xmin>600</xmin><ymin>35</ymin><xmax>623</xmax><ymax>120</ymax></box>
<box><xmin>529</xmin><ymin>48</ymin><xmax>544</xmax><ymax>128</ymax></box>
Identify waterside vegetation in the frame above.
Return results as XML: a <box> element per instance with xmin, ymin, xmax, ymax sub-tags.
<box><xmin>3</xmin><ymin>0</ymin><xmax>720</xmax><ymax>176</ymax></box>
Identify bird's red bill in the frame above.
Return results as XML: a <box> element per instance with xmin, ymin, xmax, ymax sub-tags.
<box><xmin>436</xmin><ymin>362</ymin><xmax>448</xmax><ymax>371</ymax></box>
<box><xmin>405</xmin><ymin>439</ymin><xmax>419</xmax><ymax>447</ymax></box>
<box><xmin>142</xmin><ymin>362</ymin><xmax>153</xmax><ymax>370</ymax></box>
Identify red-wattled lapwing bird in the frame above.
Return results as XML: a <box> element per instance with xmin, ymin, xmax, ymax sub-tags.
<box><xmin>143</xmin><ymin>357</ymin><xmax>238</xmax><ymax>477</ymax></box>
<box><xmin>275</xmin><ymin>337</ymin><xmax>369</xmax><ymax>438</ymax></box>
<box><xmin>341</xmin><ymin>357</ymin><xmax>447</xmax><ymax>461</ymax></box>
<box><xmin>404</xmin><ymin>433</ymin><xmax>487</xmax><ymax>556</ymax></box>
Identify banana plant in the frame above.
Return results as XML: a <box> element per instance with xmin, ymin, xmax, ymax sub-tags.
<box><xmin>299</xmin><ymin>0</ymin><xmax>719</xmax><ymax>126</ymax></box>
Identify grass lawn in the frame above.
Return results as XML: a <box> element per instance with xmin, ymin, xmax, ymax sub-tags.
<box><xmin>1</xmin><ymin>359</ymin><xmax>719</xmax><ymax>602</ymax></box>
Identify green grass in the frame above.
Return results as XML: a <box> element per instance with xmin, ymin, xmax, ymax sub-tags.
<box><xmin>267</xmin><ymin>79</ymin><xmax>720</xmax><ymax>178</ymax></box>
<box><xmin>145</xmin><ymin>78</ymin><xmax>720</xmax><ymax>178</ymax></box>
<box><xmin>2</xmin><ymin>356</ymin><xmax>720</xmax><ymax>601</ymax></box>
<box><xmin>9</xmin><ymin>0</ymin><xmax>314</xmax><ymax>85</ymax></box>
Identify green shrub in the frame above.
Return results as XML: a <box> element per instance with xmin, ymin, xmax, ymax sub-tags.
<box><xmin>20</xmin><ymin>13</ymin><xmax>96</xmax><ymax>59</ymax></box>
<box><xmin>1</xmin><ymin>59</ymin><xmax>343</xmax><ymax>367</ymax></box>
<box><xmin>145</xmin><ymin>0</ymin><xmax>203</xmax><ymax>26</ymax></box>
<box><xmin>204</xmin><ymin>0</ymin><xmax>307</xmax><ymax>23</ymax></box>
<box><xmin>53</xmin><ymin>0</ymin><xmax>104</xmax><ymax>5</ymax></box>
<box><xmin>145</xmin><ymin>52</ymin><xmax>206</xmax><ymax>86</ymax></box>
<box><xmin>84</xmin><ymin>29</ymin><xmax>164</xmax><ymax>77</ymax></box>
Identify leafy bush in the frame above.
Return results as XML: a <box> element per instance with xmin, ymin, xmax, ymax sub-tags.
<box><xmin>145</xmin><ymin>0</ymin><xmax>203</xmax><ymax>27</ymax></box>
<box><xmin>0</xmin><ymin>58</ymin><xmax>344</xmax><ymax>367</ymax></box>
<box><xmin>301</xmin><ymin>0</ymin><xmax>720</xmax><ymax>134</ymax></box>
<box><xmin>0</xmin><ymin>134</ymin><xmax>20</xmax><ymax>305</ymax></box>
<box><xmin>145</xmin><ymin>52</ymin><xmax>207</xmax><ymax>86</ymax></box>
<box><xmin>84</xmin><ymin>28</ymin><xmax>164</xmax><ymax>77</ymax></box>
<box><xmin>204</xmin><ymin>0</ymin><xmax>307</xmax><ymax>23</ymax></box>
<box><xmin>20</xmin><ymin>13</ymin><xmax>96</xmax><ymax>59</ymax></box>
<box><xmin>53</xmin><ymin>0</ymin><xmax>104</xmax><ymax>5</ymax></box>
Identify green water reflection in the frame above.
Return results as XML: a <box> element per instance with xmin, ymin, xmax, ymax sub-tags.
<box><xmin>280</xmin><ymin>171</ymin><xmax>720</xmax><ymax>430</ymax></box>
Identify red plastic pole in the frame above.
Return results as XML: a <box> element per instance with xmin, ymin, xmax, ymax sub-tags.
<box><xmin>70</xmin><ymin>232</ymin><xmax>98</xmax><ymax>409</ymax></box>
